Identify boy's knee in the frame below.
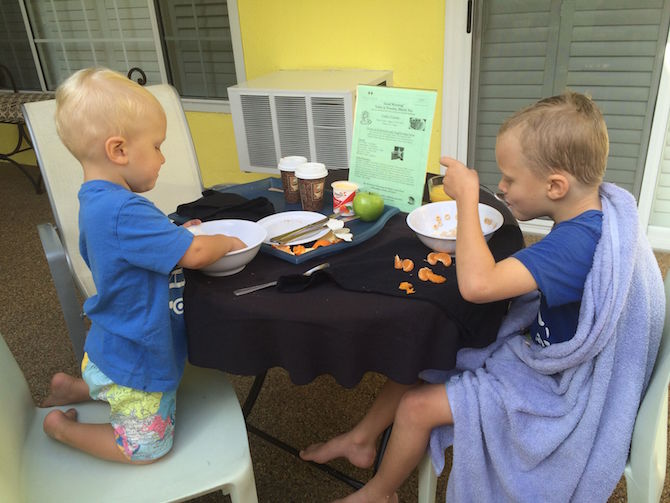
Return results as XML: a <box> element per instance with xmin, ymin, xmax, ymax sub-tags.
<box><xmin>128</xmin><ymin>448</ymin><xmax>170</xmax><ymax>464</ymax></box>
<box><xmin>396</xmin><ymin>388</ymin><xmax>430</xmax><ymax>425</ymax></box>
<box><xmin>122</xmin><ymin>434</ymin><xmax>174</xmax><ymax>463</ymax></box>
<box><xmin>396</xmin><ymin>384</ymin><xmax>452</xmax><ymax>427</ymax></box>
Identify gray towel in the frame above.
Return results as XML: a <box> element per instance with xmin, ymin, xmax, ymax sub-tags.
<box><xmin>422</xmin><ymin>183</ymin><xmax>665</xmax><ymax>502</ymax></box>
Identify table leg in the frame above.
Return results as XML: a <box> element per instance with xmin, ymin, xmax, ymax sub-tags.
<box><xmin>373</xmin><ymin>425</ymin><xmax>393</xmax><ymax>473</ymax></box>
<box><xmin>242</xmin><ymin>370</ymin><xmax>267</xmax><ymax>418</ymax></box>
<box><xmin>241</xmin><ymin>371</ymin><xmax>367</xmax><ymax>490</ymax></box>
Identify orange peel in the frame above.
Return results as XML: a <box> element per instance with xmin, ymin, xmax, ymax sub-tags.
<box><xmin>273</xmin><ymin>244</ymin><xmax>294</xmax><ymax>255</ymax></box>
<box><xmin>398</xmin><ymin>281</ymin><xmax>415</xmax><ymax>294</ymax></box>
<box><xmin>312</xmin><ymin>238</ymin><xmax>333</xmax><ymax>249</ymax></box>
<box><xmin>292</xmin><ymin>245</ymin><xmax>308</xmax><ymax>255</ymax></box>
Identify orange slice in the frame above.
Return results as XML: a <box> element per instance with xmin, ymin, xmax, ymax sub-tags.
<box><xmin>428</xmin><ymin>272</ymin><xmax>446</xmax><ymax>284</ymax></box>
<box><xmin>427</xmin><ymin>252</ymin><xmax>452</xmax><ymax>267</ymax></box>
<box><xmin>418</xmin><ymin>266</ymin><xmax>447</xmax><ymax>284</ymax></box>
<box><xmin>418</xmin><ymin>267</ymin><xmax>431</xmax><ymax>281</ymax></box>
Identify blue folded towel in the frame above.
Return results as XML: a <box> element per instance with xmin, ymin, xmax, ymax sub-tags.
<box><xmin>422</xmin><ymin>183</ymin><xmax>665</xmax><ymax>502</ymax></box>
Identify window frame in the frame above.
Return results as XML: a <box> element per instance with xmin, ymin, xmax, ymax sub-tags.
<box><xmin>15</xmin><ymin>0</ymin><xmax>245</xmax><ymax>113</ymax></box>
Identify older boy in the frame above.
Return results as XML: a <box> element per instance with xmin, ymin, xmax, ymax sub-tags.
<box><xmin>303</xmin><ymin>92</ymin><xmax>664</xmax><ymax>502</ymax></box>
<box><xmin>41</xmin><ymin>68</ymin><xmax>246</xmax><ymax>463</ymax></box>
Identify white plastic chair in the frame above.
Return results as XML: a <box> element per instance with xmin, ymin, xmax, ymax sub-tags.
<box><xmin>23</xmin><ymin>84</ymin><xmax>204</xmax><ymax>361</ymax></box>
<box><xmin>17</xmin><ymin>83</ymin><xmax>258</xmax><ymax>502</ymax></box>
<box><xmin>0</xmin><ymin>333</ymin><xmax>258</xmax><ymax>503</ymax></box>
<box><xmin>624</xmin><ymin>273</ymin><xmax>670</xmax><ymax>502</ymax></box>
<box><xmin>417</xmin><ymin>273</ymin><xmax>670</xmax><ymax>503</ymax></box>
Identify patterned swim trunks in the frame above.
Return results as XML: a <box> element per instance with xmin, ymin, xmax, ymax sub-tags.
<box><xmin>82</xmin><ymin>354</ymin><xmax>177</xmax><ymax>461</ymax></box>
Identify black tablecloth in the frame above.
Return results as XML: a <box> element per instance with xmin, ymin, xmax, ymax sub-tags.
<box><xmin>184</xmin><ymin>189</ymin><xmax>524</xmax><ymax>387</ymax></box>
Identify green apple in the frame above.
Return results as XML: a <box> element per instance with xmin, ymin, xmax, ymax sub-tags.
<box><xmin>353</xmin><ymin>191</ymin><xmax>384</xmax><ymax>222</ymax></box>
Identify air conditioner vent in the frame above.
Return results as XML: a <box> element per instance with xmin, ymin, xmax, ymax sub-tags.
<box><xmin>228</xmin><ymin>69</ymin><xmax>393</xmax><ymax>174</ymax></box>
<box><xmin>315</xmin><ymin>128</ymin><xmax>349</xmax><ymax>168</ymax></box>
<box><xmin>240</xmin><ymin>94</ymin><xmax>277</xmax><ymax>169</ymax></box>
<box><xmin>311</xmin><ymin>97</ymin><xmax>347</xmax><ymax>128</ymax></box>
<box><xmin>275</xmin><ymin>96</ymin><xmax>310</xmax><ymax>159</ymax></box>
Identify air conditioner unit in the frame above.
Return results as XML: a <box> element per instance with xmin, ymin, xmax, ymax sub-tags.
<box><xmin>228</xmin><ymin>69</ymin><xmax>393</xmax><ymax>174</ymax></box>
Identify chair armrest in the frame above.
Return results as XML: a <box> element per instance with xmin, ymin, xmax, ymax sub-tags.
<box><xmin>37</xmin><ymin>223</ymin><xmax>86</xmax><ymax>362</ymax></box>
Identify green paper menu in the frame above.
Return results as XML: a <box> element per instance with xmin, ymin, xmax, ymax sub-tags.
<box><xmin>348</xmin><ymin>85</ymin><xmax>437</xmax><ymax>213</ymax></box>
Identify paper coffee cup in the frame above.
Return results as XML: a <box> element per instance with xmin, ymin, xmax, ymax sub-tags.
<box><xmin>296</xmin><ymin>162</ymin><xmax>328</xmax><ymax>211</ymax></box>
<box><xmin>278</xmin><ymin>156</ymin><xmax>307</xmax><ymax>204</ymax></box>
<box><xmin>331</xmin><ymin>181</ymin><xmax>358</xmax><ymax>216</ymax></box>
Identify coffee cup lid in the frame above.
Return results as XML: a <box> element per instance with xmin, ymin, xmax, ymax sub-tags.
<box><xmin>278</xmin><ymin>156</ymin><xmax>308</xmax><ymax>172</ymax></box>
<box><xmin>295</xmin><ymin>162</ymin><xmax>328</xmax><ymax>180</ymax></box>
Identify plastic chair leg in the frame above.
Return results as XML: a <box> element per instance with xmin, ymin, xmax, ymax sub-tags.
<box><xmin>226</xmin><ymin>461</ymin><xmax>259</xmax><ymax>503</ymax></box>
<box><xmin>418</xmin><ymin>451</ymin><xmax>437</xmax><ymax>503</ymax></box>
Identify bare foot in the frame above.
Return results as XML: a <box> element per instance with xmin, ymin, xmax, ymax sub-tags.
<box><xmin>41</xmin><ymin>373</ymin><xmax>89</xmax><ymax>407</ymax></box>
<box><xmin>332</xmin><ymin>488</ymin><xmax>399</xmax><ymax>503</ymax></box>
<box><xmin>300</xmin><ymin>431</ymin><xmax>377</xmax><ymax>469</ymax></box>
<box><xmin>43</xmin><ymin>408</ymin><xmax>78</xmax><ymax>440</ymax></box>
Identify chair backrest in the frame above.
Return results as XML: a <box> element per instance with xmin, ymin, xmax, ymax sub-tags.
<box><xmin>0</xmin><ymin>63</ymin><xmax>18</xmax><ymax>92</ymax></box>
<box><xmin>23</xmin><ymin>84</ymin><xmax>204</xmax><ymax>298</ymax></box>
<box><xmin>0</xmin><ymin>334</ymin><xmax>36</xmax><ymax>501</ymax></box>
<box><xmin>626</xmin><ymin>273</ymin><xmax>670</xmax><ymax>501</ymax></box>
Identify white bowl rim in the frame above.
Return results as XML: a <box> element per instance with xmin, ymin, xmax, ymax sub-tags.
<box><xmin>190</xmin><ymin>219</ymin><xmax>267</xmax><ymax>254</ymax></box>
<box><xmin>406</xmin><ymin>202</ymin><xmax>503</xmax><ymax>239</ymax></box>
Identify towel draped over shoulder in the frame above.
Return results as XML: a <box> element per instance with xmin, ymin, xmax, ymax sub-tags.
<box><xmin>422</xmin><ymin>183</ymin><xmax>665</xmax><ymax>502</ymax></box>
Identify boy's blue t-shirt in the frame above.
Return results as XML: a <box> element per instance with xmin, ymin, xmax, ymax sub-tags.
<box><xmin>79</xmin><ymin>180</ymin><xmax>194</xmax><ymax>391</ymax></box>
<box><xmin>513</xmin><ymin>210</ymin><xmax>603</xmax><ymax>347</ymax></box>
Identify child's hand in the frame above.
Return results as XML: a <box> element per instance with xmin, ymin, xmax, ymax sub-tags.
<box><xmin>180</xmin><ymin>232</ymin><xmax>246</xmax><ymax>269</ymax></box>
<box><xmin>226</xmin><ymin>236</ymin><xmax>247</xmax><ymax>253</ymax></box>
<box><xmin>440</xmin><ymin>156</ymin><xmax>480</xmax><ymax>202</ymax></box>
<box><xmin>181</xmin><ymin>219</ymin><xmax>202</xmax><ymax>228</ymax></box>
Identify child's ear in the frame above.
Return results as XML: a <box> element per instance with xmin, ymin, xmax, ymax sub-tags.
<box><xmin>546</xmin><ymin>173</ymin><xmax>569</xmax><ymax>200</ymax></box>
<box><xmin>104</xmin><ymin>136</ymin><xmax>128</xmax><ymax>165</ymax></box>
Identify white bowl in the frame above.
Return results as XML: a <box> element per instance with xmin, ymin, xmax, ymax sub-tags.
<box><xmin>187</xmin><ymin>219</ymin><xmax>267</xmax><ymax>276</ymax></box>
<box><xmin>406</xmin><ymin>201</ymin><xmax>503</xmax><ymax>254</ymax></box>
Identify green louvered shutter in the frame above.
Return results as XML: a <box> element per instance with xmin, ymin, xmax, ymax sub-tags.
<box><xmin>469</xmin><ymin>0</ymin><xmax>670</xmax><ymax>198</ymax></box>
<box><xmin>649</xmin><ymin>119</ymin><xmax>670</xmax><ymax>226</ymax></box>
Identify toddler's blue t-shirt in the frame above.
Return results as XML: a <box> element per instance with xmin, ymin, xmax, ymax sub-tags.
<box><xmin>513</xmin><ymin>210</ymin><xmax>603</xmax><ymax>346</ymax></box>
<box><xmin>79</xmin><ymin>180</ymin><xmax>193</xmax><ymax>391</ymax></box>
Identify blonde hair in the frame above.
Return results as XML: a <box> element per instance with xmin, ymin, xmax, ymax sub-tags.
<box><xmin>498</xmin><ymin>91</ymin><xmax>609</xmax><ymax>186</ymax></box>
<box><xmin>55</xmin><ymin>67</ymin><xmax>163</xmax><ymax>161</ymax></box>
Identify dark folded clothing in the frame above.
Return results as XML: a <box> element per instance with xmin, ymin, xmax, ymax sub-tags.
<box><xmin>277</xmin><ymin>223</ymin><xmax>524</xmax><ymax>344</ymax></box>
<box><xmin>176</xmin><ymin>190</ymin><xmax>275</xmax><ymax>222</ymax></box>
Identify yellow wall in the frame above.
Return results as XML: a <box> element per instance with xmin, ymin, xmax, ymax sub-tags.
<box><xmin>193</xmin><ymin>0</ymin><xmax>445</xmax><ymax>185</ymax></box>
<box><xmin>3</xmin><ymin>0</ymin><xmax>446</xmax><ymax>188</ymax></box>
<box><xmin>0</xmin><ymin>124</ymin><xmax>35</xmax><ymax>165</ymax></box>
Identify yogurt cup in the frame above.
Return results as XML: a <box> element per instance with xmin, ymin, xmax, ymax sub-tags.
<box><xmin>278</xmin><ymin>156</ymin><xmax>308</xmax><ymax>203</ymax></box>
<box><xmin>331</xmin><ymin>180</ymin><xmax>359</xmax><ymax>216</ymax></box>
<box><xmin>296</xmin><ymin>162</ymin><xmax>328</xmax><ymax>211</ymax></box>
